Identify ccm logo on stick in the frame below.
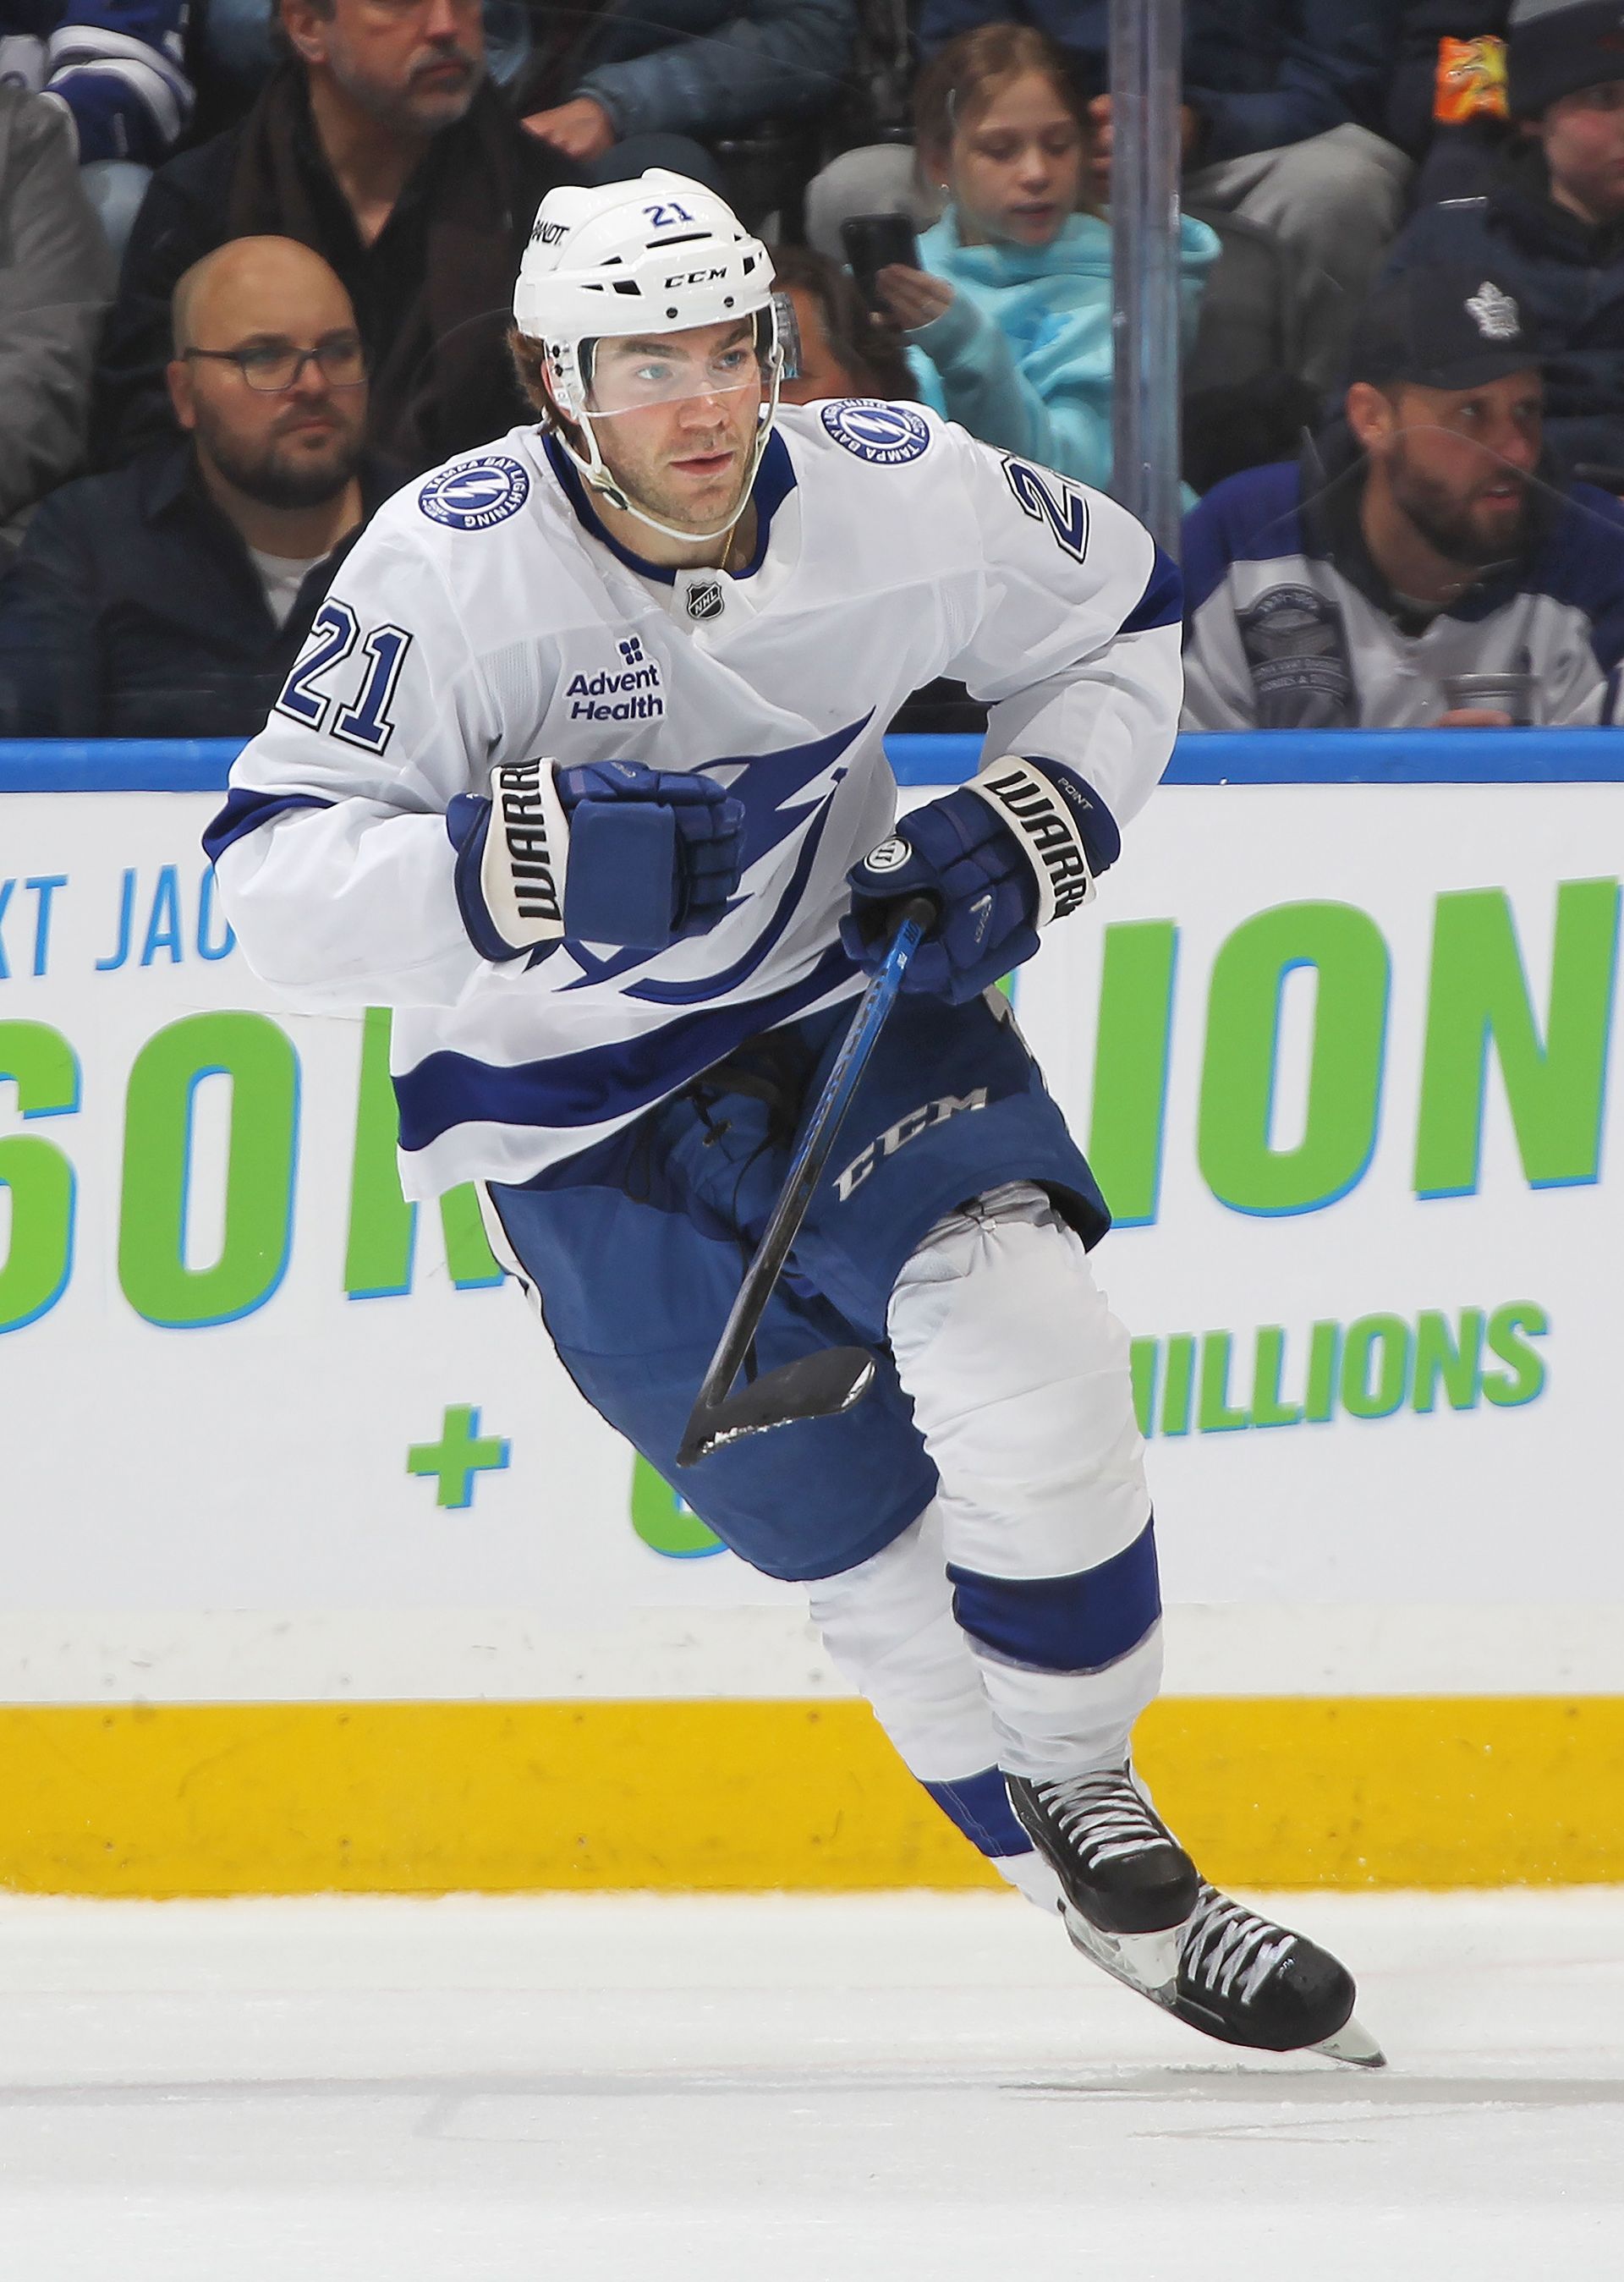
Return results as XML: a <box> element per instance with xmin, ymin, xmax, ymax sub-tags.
<box><xmin>836</xmin><ymin>1088</ymin><xmax>989</xmax><ymax>1201</ymax></box>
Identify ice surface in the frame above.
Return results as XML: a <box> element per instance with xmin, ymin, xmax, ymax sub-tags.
<box><xmin>0</xmin><ymin>1890</ymin><xmax>1620</xmax><ymax>2280</ymax></box>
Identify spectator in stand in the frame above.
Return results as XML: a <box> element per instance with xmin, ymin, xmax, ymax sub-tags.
<box><xmin>770</xmin><ymin>243</ymin><xmax>915</xmax><ymax>401</ymax></box>
<box><xmin>90</xmin><ymin>0</ymin><xmax>581</xmax><ymax>478</ymax></box>
<box><xmin>0</xmin><ymin>0</ymin><xmax>192</xmax><ymax>255</ymax></box>
<box><xmin>1385</xmin><ymin>0</ymin><xmax>1624</xmax><ymax>485</ymax></box>
<box><xmin>0</xmin><ymin>235</ymin><xmax>397</xmax><ymax>735</ymax></box>
<box><xmin>809</xmin><ymin>3</ymin><xmax>1410</xmax><ymax>378</ymax></box>
<box><xmin>192</xmin><ymin>0</ymin><xmax>535</xmax><ymax>122</ymax></box>
<box><xmin>517</xmin><ymin>0</ymin><xmax>855</xmax><ymax>187</ymax></box>
<box><xmin>1385</xmin><ymin>6</ymin><xmax>1512</xmax><ymax>206</ymax></box>
<box><xmin>871</xmin><ymin>25</ymin><xmax>1215</xmax><ymax>490</ymax></box>
<box><xmin>1180</xmin><ymin>265</ymin><xmax>1624</xmax><ymax>728</ymax></box>
<box><xmin>0</xmin><ymin>83</ymin><xmax>114</xmax><ymax>563</ymax></box>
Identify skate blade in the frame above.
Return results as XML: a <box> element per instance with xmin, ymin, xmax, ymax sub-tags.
<box><xmin>1314</xmin><ymin>2012</ymin><xmax>1387</xmax><ymax>2070</ymax></box>
<box><xmin>1061</xmin><ymin>1901</ymin><xmax>1182</xmax><ymax>2001</ymax></box>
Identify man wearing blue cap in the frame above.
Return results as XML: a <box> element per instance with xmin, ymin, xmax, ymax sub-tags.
<box><xmin>1182</xmin><ymin>261</ymin><xmax>1624</xmax><ymax>728</ymax></box>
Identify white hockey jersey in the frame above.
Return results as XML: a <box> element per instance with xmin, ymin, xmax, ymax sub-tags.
<box><xmin>209</xmin><ymin>400</ymin><xmax>1182</xmax><ymax>1199</ymax></box>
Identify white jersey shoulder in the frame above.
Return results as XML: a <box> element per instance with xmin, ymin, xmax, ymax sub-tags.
<box><xmin>213</xmin><ymin>404</ymin><xmax>1180</xmax><ymax>1199</ymax></box>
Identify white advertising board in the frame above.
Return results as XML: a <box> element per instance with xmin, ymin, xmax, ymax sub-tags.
<box><xmin>2</xmin><ymin>776</ymin><xmax>1621</xmax><ymax>1702</ymax></box>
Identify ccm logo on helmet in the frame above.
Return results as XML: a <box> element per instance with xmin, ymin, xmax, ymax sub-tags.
<box><xmin>665</xmin><ymin>266</ymin><xmax>729</xmax><ymax>287</ymax></box>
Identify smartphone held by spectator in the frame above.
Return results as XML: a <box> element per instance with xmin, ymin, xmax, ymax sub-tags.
<box><xmin>864</xmin><ymin>25</ymin><xmax>1219</xmax><ymax>494</ymax></box>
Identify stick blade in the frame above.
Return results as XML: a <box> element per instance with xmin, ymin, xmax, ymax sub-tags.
<box><xmin>677</xmin><ymin>1348</ymin><xmax>876</xmax><ymax>1467</ymax></box>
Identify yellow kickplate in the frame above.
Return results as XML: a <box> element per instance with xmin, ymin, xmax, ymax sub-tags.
<box><xmin>1</xmin><ymin>1697</ymin><xmax>1620</xmax><ymax>1898</ymax></box>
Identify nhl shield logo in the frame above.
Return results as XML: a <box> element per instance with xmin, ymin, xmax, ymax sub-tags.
<box><xmin>686</xmin><ymin>579</ymin><xmax>725</xmax><ymax>622</ymax></box>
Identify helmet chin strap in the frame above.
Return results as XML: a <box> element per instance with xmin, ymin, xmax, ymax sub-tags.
<box><xmin>557</xmin><ymin>354</ymin><xmax>784</xmax><ymax>554</ymax></box>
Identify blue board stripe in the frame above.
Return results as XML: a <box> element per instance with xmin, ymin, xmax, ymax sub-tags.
<box><xmin>6</xmin><ymin>729</ymin><xmax>1624</xmax><ymax>795</ymax></box>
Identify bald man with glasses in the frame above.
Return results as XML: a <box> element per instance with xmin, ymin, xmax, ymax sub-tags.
<box><xmin>91</xmin><ymin>0</ymin><xmax>582</xmax><ymax>477</ymax></box>
<box><xmin>0</xmin><ymin>236</ymin><xmax>400</xmax><ymax>739</ymax></box>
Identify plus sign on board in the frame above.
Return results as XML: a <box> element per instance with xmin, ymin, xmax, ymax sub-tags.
<box><xmin>407</xmin><ymin>1405</ymin><xmax>511</xmax><ymax>1509</ymax></box>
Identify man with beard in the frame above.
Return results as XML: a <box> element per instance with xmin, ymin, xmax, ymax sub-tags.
<box><xmin>1180</xmin><ymin>263</ymin><xmax>1624</xmax><ymax>729</ymax></box>
<box><xmin>0</xmin><ymin>236</ymin><xmax>398</xmax><ymax>737</ymax></box>
<box><xmin>91</xmin><ymin>0</ymin><xmax>580</xmax><ymax>476</ymax></box>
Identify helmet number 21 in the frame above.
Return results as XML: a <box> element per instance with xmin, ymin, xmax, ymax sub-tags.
<box><xmin>642</xmin><ymin>200</ymin><xmax>696</xmax><ymax>228</ymax></box>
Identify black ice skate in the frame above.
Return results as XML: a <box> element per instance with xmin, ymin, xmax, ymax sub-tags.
<box><xmin>1064</xmin><ymin>1875</ymin><xmax>1386</xmax><ymax>2070</ymax></box>
<box><xmin>1006</xmin><ymin>1765</ymin><xmax>1199</xmax><ymax>1998</ymax></box>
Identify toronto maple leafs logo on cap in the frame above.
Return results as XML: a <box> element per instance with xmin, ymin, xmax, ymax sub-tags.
<box><xmin>1465</xmin><ymin>279</ymin><xmax>1521</xmax><ymax>342</ymax></box>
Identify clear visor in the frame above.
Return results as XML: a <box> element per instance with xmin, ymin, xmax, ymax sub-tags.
<box><xmin>581</xmin><ymin>332</ymin><xmax>766</xmax><ymax>417</ymax></box>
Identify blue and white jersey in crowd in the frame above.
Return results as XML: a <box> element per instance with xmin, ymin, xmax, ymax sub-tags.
<box><xmin>0</xmin><ymin>0</ymin><xmax>191</xmax><ymax>166</ymax></box>
<box><xmin>209</xmin><ymin>402</ymin><xmax>1182</xmax><ymax>1201</ymax></box>
<box><xmin>1182</xmin><ymin>424</ymin><xmax>1624</xmax><ymax>732</ymax></box>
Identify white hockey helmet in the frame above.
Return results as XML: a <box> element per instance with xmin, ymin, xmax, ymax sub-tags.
<box><xmin>513</xmin><ymin>170</ymin><xmax>781</xmax><ymax>544</ymax></box>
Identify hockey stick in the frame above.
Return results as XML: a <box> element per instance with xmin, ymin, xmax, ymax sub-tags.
<box><xmin>676</xmin><ymin>894</ymin><xmax>936</xmax><ymax>1467</ymax></box>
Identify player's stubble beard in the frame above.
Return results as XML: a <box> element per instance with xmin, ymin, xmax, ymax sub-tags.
<box><xmin>591</xmin><ymin>391</ymin><xmax>761</xmax><ymax>551</ymax></box>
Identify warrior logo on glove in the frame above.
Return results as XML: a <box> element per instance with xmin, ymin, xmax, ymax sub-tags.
<box><xmin>842</xmin><ymin>753</ymin><xmax>1120</xmax><ymax>1005</ymax></box>
<box><xmin>974</xmin><ymin>760</ymin><xmax>1097</xmax><ymax>923</ymax></box>
<box><xmin>494</xmin><ymin>759</ymin><xmax>565</xmax><ymax>932</ymax></box>
<box><xmin>860</xmin><ymin>837</ymin><xmax>913</xmax><ymax>876</ymax></box>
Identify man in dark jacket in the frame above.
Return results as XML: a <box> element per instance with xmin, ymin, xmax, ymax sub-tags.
<box><xmin>1385</xmin><ymin>0</ymin><xmax>1624</xmax><ymax>481</ymax></box>
<box><xmin>0</xmin><ymin>235</ymin><xmax>398</xmax><ymax>738</ymax></box>
<box><xmin>517</xmin><ymin>0</ymin><xmax>855</xmax><ymax>167</ymax></box>
<box><xmin>1180</xmin><ymin>262</ymin><xmax>1624</xmax><ymax>729</ymax></box>
<box><xmin>91</xmin><ymin>0</ymin><xmax>580</xmax><ymax>476</ymax></box>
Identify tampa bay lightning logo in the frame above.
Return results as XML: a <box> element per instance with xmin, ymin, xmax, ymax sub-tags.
<box><xmin>819</xmin><ymin>399</ymin><xmax>931</xmax><ymax>466</ymax></box>
<box><xmin>418</xmin><ymin>455</ymin><xmax>530</xmax><ymax>531</ymax></box>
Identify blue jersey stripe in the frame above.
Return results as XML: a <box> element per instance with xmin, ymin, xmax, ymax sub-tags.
<box><xmin>394</xmin><ymin>943</ymin><xmax>859</xmax><ymax>1149</ymax></box>
<box><xmin>1118</xmin><ymin>541</ymin><xmax>1183</xmax><ymax>636</ymax></box>
<box><xmin>202</xmin><ymin>787</ymin><xmax>334</xmax><ymax>863</ymax></box>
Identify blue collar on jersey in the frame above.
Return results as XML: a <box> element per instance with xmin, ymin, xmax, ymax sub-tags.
<box><xmin>540</xmin><ymin>429</ymin><xmax>796</xmax><ymax>587</ymax></box>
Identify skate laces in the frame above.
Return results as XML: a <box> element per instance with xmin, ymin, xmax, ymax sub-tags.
<box><xmin>1182</xmin><ymin>1884</ymin><xmax>1296</xmax><ymax>2006</ymax></box>
<box><xmin>1036</xmin><ymin>1770</ymin><xmax>1171</xmax><ymax>1868</ymax></box>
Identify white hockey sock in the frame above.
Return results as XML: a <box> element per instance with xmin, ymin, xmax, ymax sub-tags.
<box><xmin>886</xmin><ymin>1182</ymin><xmax>1162</xmax><ymax>1780</ymax></box>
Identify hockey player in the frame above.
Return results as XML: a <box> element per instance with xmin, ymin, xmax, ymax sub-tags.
<box><xmin>206</xmin><ymin>171</ymin><xmax>1380</xmax><ymax>2067</ymax></box>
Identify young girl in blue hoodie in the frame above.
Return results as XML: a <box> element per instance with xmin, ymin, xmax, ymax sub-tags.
<box><xmin>877</xmin><ymin>25</ymin><xmax>1219</xmax><ymax>492</ymax></box>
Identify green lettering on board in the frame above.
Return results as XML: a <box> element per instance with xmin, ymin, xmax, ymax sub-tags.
<box><xmin>1411</xmin><ymin>1308</ymin><xmax>1484</xmax><ymax>1413</ymax></box>
<box><xmin>118</xmin><ymin>1012</ymin><xmax>299</xmax><ymax>1327</ymax></box>
<box><xmin>1250</xmin><ymin>1325</ymin><xmax>1304</xmax><ymax>1428</ymax></box>
<box><xmin>630</xmin><ymin>1456</ymin><xmax>725</xmax><ymax>1557</ymax></box>
<box><xmin>1481</xmin><ymin>1301</ymin><xmax>1549</xmax><ymax>1407</ymax></box>
<box><xmin>1341</xmin><ymin>1313</ymin><xmax>1412</xmax><ymax>1420</ymax></box>
<box><xmin>1198</xmin><ymin>901</ymin><xmax>1391</xmax><ymax>1216</ymax></box>
<box><xmin>0</xmin><ymin>1020</ymin><xmax>80</xmax><ymax>1333</ymax></box>
<box><xmin>345</xmin><ymin>1006</ymin><xmax>502</xmax><ymax>1296</ymax></box>
<box><xmin>1088</xmin><ymin>919</ymin><xmax>1178</xmax><ymax>1226</ymax></box>
<box><xmin>1413</xmin><ymin>881</ymin><xmax>1620</xmax><ymax>1198</ymax></box>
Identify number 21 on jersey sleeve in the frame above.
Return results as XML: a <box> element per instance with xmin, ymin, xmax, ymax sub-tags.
<box><xmin>274</xmin><ymin>600</ymin><xmax>414</xmax><ymax>754</ymax></box>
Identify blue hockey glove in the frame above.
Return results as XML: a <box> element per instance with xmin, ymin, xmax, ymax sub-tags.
<box><xmin>841</xmin><ymin>755</ymin><xmax>1120</xmax><ymax>1003</ymax></box>
<box><xmin>448</xmin><ymin>757</ymin><xmax>745</xmax><ymax>961</ymax></box>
